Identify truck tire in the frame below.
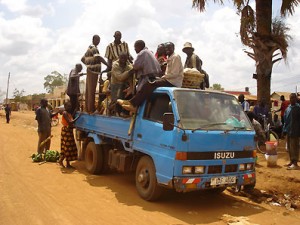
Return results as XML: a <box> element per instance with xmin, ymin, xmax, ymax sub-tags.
<box><xmin>74</xmin><ymin>129</ymin><xmax>89</xmax><ymax>161</ymax></box>
<box><xmin>85</xmin><ymin>142</ymin><xmax>103</xmax><ymax>174</ymax></box>
<box><xmin>243</xmin><ymin>183</ymin><xmax>255</xmax><ymax>192</ymax></box>
<box><xmin>135</xmin><ymin>156</ymin><xmax>162</xmax><ymax>201</ymax></box>
<box><xmin>205</xmin><ymin>187</ymin><xmax>226</xmax><ymax>194</ymax></box>
<box><xmin>99</xmin><ymin>144</ymin><xmax>111</xmax><ymax>173</ymax></box>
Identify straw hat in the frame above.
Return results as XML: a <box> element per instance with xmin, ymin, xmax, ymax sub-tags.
<box><xmin>182</xmin><ymin>42</ymin><xmax>194</xmax><ymax>52</ymax></box>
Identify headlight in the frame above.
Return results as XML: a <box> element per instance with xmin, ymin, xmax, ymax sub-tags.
<box><xmin>239</xmin><ymin>164</ymin><xmax>246</xmax><ymax>171</ymax></box>
<box><xmin>195</xmin><ymin>166</ymin><xmax>205</xmax><ymax>174</ymax></box>
<box><xmin>182</xmin><ymin>166</ymin><xmax>193</xmax><ymax>174</ymax></box>
<box><xmin>246</xmin><ymin>163</ymin><xmax>253</xmax><ymax>170</ymax></box>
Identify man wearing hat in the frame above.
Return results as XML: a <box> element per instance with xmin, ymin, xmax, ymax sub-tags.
<box><xmin>182</xmin><ymin>42</ymin><xmax>209</xmax><ymax>89</ymax></box>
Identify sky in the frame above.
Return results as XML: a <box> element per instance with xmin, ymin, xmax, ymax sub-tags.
<box><xmin>0</xmin><ymin>0</ymin><xmax>300</xmax><ymax>102</ymax></box>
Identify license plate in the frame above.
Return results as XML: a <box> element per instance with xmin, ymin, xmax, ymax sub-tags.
<box><xmin>210</xmin><ymin>176</ymin><xmax>236</xmax><ymax>186</ymax></box>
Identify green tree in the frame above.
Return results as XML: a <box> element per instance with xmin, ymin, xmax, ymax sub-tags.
<box><xmin>192</xmin><ymin>0</ymin><xmax>297</xmax><ymax>108</ymax></box>
<box><xmin>44</xmin><ymin>71</ymin><xmax>66</xmax><ymax>93</ymax></box>
<box><xmin>12</xmin><ymin>88</ymin><xmax>26</xmax><ymax>103</ymax></box>
<box><xmin>211</xmin><ymin>83</ymin><xmax>224</xmax><ymax>91</ymax></box>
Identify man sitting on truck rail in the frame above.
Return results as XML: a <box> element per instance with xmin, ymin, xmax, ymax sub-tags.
<box><xmin>110</xmin><ymin>52</ymin><xmax>133</xmax><ymax>116</ymax></box>
<box><xmin>182</xmin><ymin>42</ymin><xmax>209</xmax><ymax>90</ymax></box>
<box><xmin>117</xmin><ymin>41</ymin><xmax>183</xmax><ymax>113</ymax></box>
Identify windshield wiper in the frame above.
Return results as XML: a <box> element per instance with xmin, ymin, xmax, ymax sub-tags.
<box><xmin>192</xmin><ymin>122</ymin><xmax>227</xmax><ymax>132</ymax></box>
<box><xmin>233</xmin><ymin>126</ymin><xmax>247</xmax><ymax>130</ymax></box>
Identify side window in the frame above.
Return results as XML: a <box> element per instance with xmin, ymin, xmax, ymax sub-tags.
<box><xmin>144</xmin><ymin>94</ymin><xmax>172</xmax><ymax>122</ymax></box>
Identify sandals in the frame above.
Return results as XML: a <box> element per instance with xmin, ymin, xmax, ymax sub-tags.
<box><xmin>66</xmin><ymin>164</ymin><xmax>75</xmax><ymax>169</ymax></box>
<box><xmin>58</xmin><ymin>160</ymin><xmax>65</xmax><ymax>168</ymax></box>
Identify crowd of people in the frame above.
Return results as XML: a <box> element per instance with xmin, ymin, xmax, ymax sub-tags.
<box><xmin>238</xmin><ymin>93</ymin><xmax>300</xmax><ymax>170</ymax></box>
<box><xmin>75</xmin><ymin>31</ymin><xmax>210</xmax><ymax>115</ymax></box>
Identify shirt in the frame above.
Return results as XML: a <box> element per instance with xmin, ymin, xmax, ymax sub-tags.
<box><xmin>283</xmin><ymin>103</ymin><xmax>300</xmax><ymax>137</ymax></box>
<box><xmin>111</xmin><ymin>60</ymin><xmax>133</xmax><ymax>85</ymax></box>
<box><xmin>61</xmin><ymin>112</ymin><xmax>73</xmax><ymax>127</ymax></box>
<box><xmin>241</xmin><ymin>100</ymin><xmax>250</xmax><ymax>112</ymax></box>
<box><xmin>253</xmin><ymin>105</ymin><xmax>268</xmax><ymax>118</ymax></box>
<box><xmin>81</xmin><ymin>44</ymin><xmax>101</xmax><ymax>73</ymax></box>
<box><xmin>184</xmin><ymin>53</ymin><xmax>202</xmax><ymax>71</ymax></box>
<box><xmin>280</xmin><ymin>100</ymin><xmax>290</xmax><ymax>117</ymax></box>
<box><xmin>4</xmin><ymin>106</ymin><xmax>11</xmax><ymax>115</ymax></box>
<box><xmin>252</xmin><ymin>119</ymin><xmax>265</xmax><ymax>140</ymax></box>
<box><xmin>134</xmin><ymin>47</ymin><xmax>162</xmax><ymax>79</ymax></box>
<box><xmin>66</xmin><ymin>68</ymin><xmax>80</xmax><ymax>96</ymax></box>
<box><xmin>163</xmin><ymin>52</ymin><xmax>184</xmax><ymax>87</ymax></box>
<box><xmin>105</xmin><ymin>41</ymin><xmax>131</xmax><ymax>62</ymax></box>
<box><xmin>35</xmin><ymin>107</ymin><xmax>51</xmax><ymax>133</ymax></box>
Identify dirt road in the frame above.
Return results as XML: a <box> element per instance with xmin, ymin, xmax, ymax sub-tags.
<box><xmin>0</xmin><ymin>111</ymin><xmax>300</xmax><ymax>225</ymax></box>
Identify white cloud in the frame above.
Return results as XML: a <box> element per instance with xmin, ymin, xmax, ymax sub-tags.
<box><xmin>0</xmin><ymin>0</ymin><xmax>300</xmax><ymax>101</ymax></box>
<box><xmin>0</xmin><ymin>0</ymin><xmax>54</xmax><ymax>17</ymax></box>
<box><xmin>0</xmin><ymin>0</ymin><xmax>27</xmax><ymax>12</ymax></box>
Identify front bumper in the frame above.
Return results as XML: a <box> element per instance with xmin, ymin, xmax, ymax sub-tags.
<box><xmin>173</xmin><ymin>172</ymin><xmax>255</xmax><ymax>192</ymax></box>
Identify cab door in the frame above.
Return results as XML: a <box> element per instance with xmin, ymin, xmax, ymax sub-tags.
<box><xmin>133</xmin><ymin>93</ymin><xmax>178</xmax><ymax>184</ymax></box>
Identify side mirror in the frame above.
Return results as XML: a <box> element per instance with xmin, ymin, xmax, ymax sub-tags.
<box><xmin>163</xmin><ymin>113</ymin><xmax>174</xmax><ymax>131</ymax></box>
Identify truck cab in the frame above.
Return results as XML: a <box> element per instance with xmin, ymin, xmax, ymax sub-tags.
<box><xmin>75</xmin><ymin>87</ymin><xmax>256</xmax><ymax>201</ymax></box>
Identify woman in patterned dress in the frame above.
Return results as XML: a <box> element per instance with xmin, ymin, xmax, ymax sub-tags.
<box><xmin>58</xmin><ymin>101</ymin><xmax>81</xmax><ymax>168</ymax></box>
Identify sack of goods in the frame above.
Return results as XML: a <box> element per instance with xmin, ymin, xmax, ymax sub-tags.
<box><xmin>182</xmin><ymin>68</ymin><xmax>204</xmax><ymax>89</ymax></box>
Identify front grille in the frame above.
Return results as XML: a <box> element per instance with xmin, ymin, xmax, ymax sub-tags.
<box><xmin>207</xmin><ymin>165</ymin><xmax>222</xmax><ymax>174</ymax></box>
<box><xmin>225</xmin><ymin>164</ymin><xmax>238</xmax><ymax>173</ymax></box>
<box><xmin>187</xmin><ymin>151</ymin><xmax>253</xmax><ymax>160</ymax></box>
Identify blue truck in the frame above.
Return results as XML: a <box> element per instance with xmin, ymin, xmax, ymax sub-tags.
<box><xmin>74</xmin><ymin>87</ymin><xmax>256</xmax><ymax>201</ymax></box>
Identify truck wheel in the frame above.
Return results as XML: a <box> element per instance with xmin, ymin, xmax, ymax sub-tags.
<box><xmin>85</xmin><ymin>142</ymin><xmax>103</xmax><ymax>174</ymax></box>
<box><xmin>74</xmin><ymin>130</ymin><xmax>88</xmax><ymax>161</ymax></box>
<box><xmin>243</xmin><ymin>184</ymin><xmax>255</xmax><ymax>192</ymax></box>
<box><xmin>78</xmin><ymin>139</ymin><xmax>89</xmax><ymax>161</ymax></box>
<box><xmin>99</xmin><ymin>144</ymin><xmax>111</xmax><ymax>173</ymax></box>
<box><xmin>205</xmin><ymin>187</ymin><xmax>226</xmax><ymax>194</ymax></box>
<box><xmin>135</xmin><ymin>156</ymin><xmax>162</xmax><ymax>201</ymax></box>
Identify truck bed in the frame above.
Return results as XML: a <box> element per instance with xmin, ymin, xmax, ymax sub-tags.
<box><xmin>75</xmin><ymin>113</ymin><xmax>132</xmax><ymax>141</ymax></box>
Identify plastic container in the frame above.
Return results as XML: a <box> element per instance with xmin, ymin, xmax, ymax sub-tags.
<box><xmin>265</xmin><ymin>141</ymin><xmax>278</xmax><ymax>155</ymax></box>
<box><xmin>265</xmin><ymin>154</ymin><xmax>278</xmax><ymax>167</ymax></box>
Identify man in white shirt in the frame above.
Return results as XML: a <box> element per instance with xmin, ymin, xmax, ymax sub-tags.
<box><xmin>117</xmin><ymin>41</ymin><xmax>183</xmax><ymax>112</ymax></box>
<box><xmin>238</xmin><ymin>94</ymin><xmax>250</xmax><ymax>112</ymax></box>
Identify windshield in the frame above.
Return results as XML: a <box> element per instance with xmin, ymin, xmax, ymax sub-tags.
<box><xmin>174</xmin><ymin>90</ymin><xmax>253</xmax><ymax>130</ymax></box>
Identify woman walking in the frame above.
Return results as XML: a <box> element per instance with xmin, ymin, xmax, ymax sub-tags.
<box><xmin>58</xmin><ymin>101</ymin><xmax>81</xmax><ymax>168</ymax></box>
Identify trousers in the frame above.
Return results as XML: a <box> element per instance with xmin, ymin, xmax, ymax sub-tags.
<box><xmin>130</xmin><ymin>78</ymin><xmax>173</xmax><ymax>107</ymax></box>
<box><xmin>85</xmin><ymin>70</ymin><xmax>98</xmax><ymax>113</ymax></box>
<box><xmin>69</xmin><ymin>94</ymin><xmax>79</xmax><ymax>114</ymax></box>
<box><xmin>37</xmin><ymin>130</ymin><xmax>51</xmax><ymax>154</ymax></box>
<box><xmin>286</xmin><ymin>136</ymin><xmax>300</xmax><ymax>164</ymax></box>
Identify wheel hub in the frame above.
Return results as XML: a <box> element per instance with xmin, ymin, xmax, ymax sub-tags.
<box><xmin>137</xmin><ymin>169</ymin><xmax>149</xmax><ymax>187</ymax></box>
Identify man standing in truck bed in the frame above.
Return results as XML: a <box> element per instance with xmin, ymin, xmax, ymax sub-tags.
<box><xmin>81</xmin><ymin>34</ymin><xmax>109</xmax><ymax>113</ymax></box>
<box><xmin>66</xmin><ymin>63</ymin><xmax>84</xmax><ymax>115</ymax></box>
<box><xmin>105</xmin><ymin>31</ymin><xmax>133</xmax><ymax>67</ymax></box>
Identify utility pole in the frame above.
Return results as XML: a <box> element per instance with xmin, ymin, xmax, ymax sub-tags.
<box><xmin>6</xmin><ymin>72</ymin><xmax>10</xmax><ymax>104</ymax></box>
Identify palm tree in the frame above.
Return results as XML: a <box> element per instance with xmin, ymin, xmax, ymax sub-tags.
<box><xmin>192</xmin><ymin>0</ymin><xmax>298</xmax><ymax>108</ymax></box>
